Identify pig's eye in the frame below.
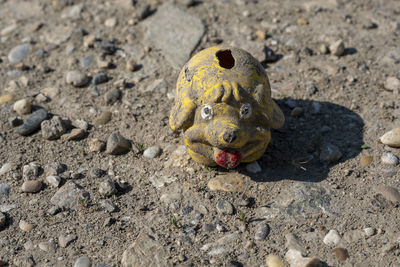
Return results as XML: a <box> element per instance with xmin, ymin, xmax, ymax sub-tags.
<box><xmin>240</xmin><ymin>103</ymin><xmax>252</xmax><ymax>119</ymax></box>
<box><xmin>201</xmin><ymin>104</ymin><xmax>213</xmax><ymax>120</ymax></box>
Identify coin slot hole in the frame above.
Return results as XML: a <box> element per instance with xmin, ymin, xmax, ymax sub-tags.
<box><xmin>216</xmin><ymin>50</ymin><xmax>235</xmax><ymax>69</ymax></box>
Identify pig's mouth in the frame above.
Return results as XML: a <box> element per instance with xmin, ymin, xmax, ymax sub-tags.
<box><xmin>214</xmin><ymin>148</ymin><xmax>242</xmax><ymax>169</ymax></box>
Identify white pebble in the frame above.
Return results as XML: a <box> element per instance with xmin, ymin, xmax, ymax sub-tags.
<box><xmin>381</xmin><ymin>152</ymin><xmax>399</xmax><ymax>166</ymax></box>
<box><xmin>13</xmin><ymin>98</ymin><xmax>31</xmax><ymax>115</ymax></box>
<box><xmin>323</xmin><ymin>229</ymin><xmax>341</xmax><ymax>246</ymax></box>
<box><xmin>143</xmin><ymin>146</ymin><xmax>161</xmax><ymax>159</ymax></box>
<box><xmin>364</xmin><ymin>227</ymin><xmax>375</xmax><ymax>237</ymax></box>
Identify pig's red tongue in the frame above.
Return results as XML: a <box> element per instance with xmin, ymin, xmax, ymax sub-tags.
<box><xmin>215</xmin><ymin>150</ymin><xmax>242</xmax><ymax>169</ymax></box>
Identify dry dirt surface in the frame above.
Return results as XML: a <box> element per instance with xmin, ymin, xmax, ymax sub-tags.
<box><xmin>1</xmin><ymin>0</ymin><xmax>400</xmax><ymax>266</ymax></box>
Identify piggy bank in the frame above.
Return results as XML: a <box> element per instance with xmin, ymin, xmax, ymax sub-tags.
<box><xmin>169</xmin><ymin>46</ymin><xmax>284</xmax><ymax>168</ymax></box>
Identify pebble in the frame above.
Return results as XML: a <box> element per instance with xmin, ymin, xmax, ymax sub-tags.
<box><xmin>246</xmin><ymin>161</ymin><xmax>262</xmax><ymax>173</ymax></box>
<box><xmin>104</xmin><ymin>88</ymin><xmax>121</xmax><ymax>104</ymax></box>
<box><xmin>216</xmin><ymin>200</ymin><xmax>234</xmax><ymax>215</ymax></box>
<box><xmin>0</xmin><ymin>163</ymin><xmax>13</xmax><ymax>176</ymax></box>
<box><xmin>255</xmin><ymin>29</ymin><xmax>267</xmax><ymax>40</ymax></box>
<box><xmin>384</xmin><ymin>77</ymin><xmax>400</xmax><ymax>92</ymax></box>
<box><xmin>13</xmin><ymin>255</ymin><xmax>35</xmax><ymax>267</ymax></box>
<box><xmin>208</xmin><ymin>174</ymin><xmax>245</xmax><ymax>192</ymax></box>
<box><xmin>46</xmin><ymin>175</ymin><xmax>61</xmax><ymax>187</ymax></box>
<box><xmin>100</xmin><ymin>199</ymin><xmax>117</xmax><ymax>212</ymax></box>
<box><xmin>8</xmin><ymin>44</ymin><xmax>30</xmax><ymax>64</ymax></box>
<box><xmin>126</xmin><ymin>58</ymin><xmax>138</xmax><ymax>72</ymax></box>
<box><xmin>21</xmin><ymin>180</ymin><xmax>42</xmax><ymax>193</ymax></box>
<box><xmin>105</xmin><ymin>17</ymin><xmax>117</xmax><ymax>27</ymax></box>
<box><xmin>59</xmin><ymin>233</ymin><xmax>77</xmax><ymax>247</ymax></box>
<box><xmin>19</xmin><ymin>220</ymin><xmax>34</xmax><ymax>232</ymax></box>
<box><xmin>41</xmin><ymin>116</ymin><xmax>67</xmax><ymax>140</ymax></box>
<box><xmin>106</xmin><ymin>132</ymin><xmax>131</xmax><ymax>155</ymax></box>
<box><xmin>0</xmin><ymin>93</ymin><xmax>14</xmax><ymax>104</ymax></box>
<box><xmin>323</xmin><ymin>229</ymin><xmax>341</xmax><ymax>246</ymax></box>
<box><xmin>360</xmin><ymin>155</ymin><xmax>373</xmax><ymax>166</ymax></box>
<box><xmin>61</xmin><ymin>128</ymin><xmax>85</xmax><ymax>141</ymax></box>
<box><xmin>1</xmin><ymin>24</ymin><xmax>17</xmax><ymax>36</ymax></box>
<box><xmin>72</xmin><ymin>119</ymin><xmax>88</xmax><ymax>131</ymax></box>
<box><xmin>45</xmin><ymin>162</ymin><xmax>65</xmax><ymax>176</ymax></box>
<box><xmin>319</xmin><ymin>143</ymin><xmax>342</xmax><ymax>163</ymax></box>
<box><xmin>265</xmin><ymin>254</ymin><xmax>285</xmax><ymax>267</ymax></box>
<box><xmin>290</xmin><ymin>107</ymin><xmax>304</xmax><ymax>117</ymax></box>
<box><xmin>254</xmin><ymin>222</ymin><xmax>270</xmax><ymax>241</ymax></box>
<box><xmin>13</xmin><ymin>98</ymin><xmax>31</xmax><ymax>115</ymax></box>
<box><xmin>38</xmin><ymin>240</ymin><xmax>56</xmax><ymax>252</ymax></box>
<box><xmin>17</xmin><ymin>108</ymin><xmax>48</xmax><ymax>136</ymax></box>
<box><xmin>364</xmin><ymin>227</ymin><xmax>375</xmax><ymax>237</ymax></box>
<box><xmin>74</xmin><ymin>256</ymin><xmax>91</xmax><ymax>267</ymax></box>
<box><xmin>373</xmin><ymin>185</ymin><xmax>400</xmax><ymax>204</ymax></box>
<box><xmin>285</xmin><ymin>233</ymin><xmax>306</xmax><ymax>254</ymax></box>
<box><xmin>50</xmin><ymin>181</ymin><xmax>90</xmax><ymax>210</ymax></box>
<box><xmin>0</xmin><ymin>183</ymin><xmax>11</xmax><ymax>201</ymax></box>
<box><xmin>22</xmin><ymin>162</ymin><xmax>40</xmax><ymax>180</ymax></box>
<box><xmin>97</xmin><ymin>55</ymin><xmax>112</xmax><ymax>69</ymax></box>
<box><xmin>88</xmin><ymin>138</ymin><xmax>106</xmax><ymax>152</ymax></box>
<box><xmin>98</xmin><ymin>177</ymin><xmax>117</xmax><ymax>197</ymax></box>
<box><xmin>80</xmin><ymin>56</ymin><xmax>93</xmax><ymax>68</ymax></box>
<box><xmin>381</xmin><ymin>152</ymin><xmax>399</xmax><ymax>166</ymax></box>
<box><xmin>297</xmin><ymin>18</ymin><xmax>308</xmax><ymax>25</ymax></box>
<box><xmin>380</xmin><ymin>128</ymin><xmax>400</xmax><ymax>147</ymax></box>
<box><xmin>332</xmin><ymin>247</ymin><xmax>349</xmax><ymax>261</ymax></box>
<box><xmin>41</xmin><ymin>87</ymin><xmax>60</xmax><ymax>99</ymax></box>
<box><xmin>319</xmin><ymin>44</ymin><xmax>329</xmax><ymax>54</ymax></box>
<box><xmin>285</xmin><ymin>249</ymin><xmax>321</xmax><ymax>267</ymax></box>
<box><xmin>48</xmin><ymin>205</ymin><xmax>60</xmax><ymax>215</ymax></box>
<box><xmin>94</xmin><ymin>111</ymin><xmax>112</xmax><ymax>126</ymax></box>
<box><xmin>306</xmin><ymin>83</ymin><xmax>318</xmax><ymax>95</ymax></box>
<box><xmin>66</xmin><ymin>71</ymin><xmax>89</xmax><ymax>87</ymax></box>
<box><xmin>93</xmin><ymin>73</ymin><xmax>108</xmax><ymax>85</ymax></box>
<box><xmin>329</xmin><ymin>40</ymin><xmax>345</xmax><ymax>56</ymax></box>
<box><xmin>143</xmin><ymin>146</ymin><xmax>161</xmax><ymax>158</ymax></box>
<box><xmin>83</xmin><ymin>34</ymin><xmax>96</xmax><ymax>48</ymax></box>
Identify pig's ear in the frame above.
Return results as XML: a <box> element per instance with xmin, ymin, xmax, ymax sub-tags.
<box><xmin>254</xmin><ymin>83</ymin><xmax>285</xmax><ymax>129</ymax></box>
<box><xmin>169</xmin><ymin>97</ymin><xmax>196</xmax><ymax>132</ymax></box>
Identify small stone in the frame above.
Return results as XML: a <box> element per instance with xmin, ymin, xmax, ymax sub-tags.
<box><xmin>332</xmin><ymin>248</ymin><xmax>349</xmax><ymax>261</ymax></box>
<box><xmin>74</xmin><ymin>256</ymin><xmax>91</xmax><ymax>267</ymax></box>
<box><xmin>38</xmin><ymin>240</ymin><xmax>56</xmax><ymax>252</ymax></box>
<box><xmin>254</xmin><ymin>222</ymin><xmax>270</xmax><ymax>241</ymax></box>
<box><xmin>380</xmin><ymin>128</ymin><xmax>400</xmax><ymax>148</ymax></box>
<box><xmin>323</xmin><ymin>229</ymin><xmax>341</xmax><ymax>246</ymax></box>
<box><xmin>48</xmin><ymin>206</ymin><xmax>60</xmax><ymax>215</ymax></box>
<box><xmin>80</xmin><ymin>56</ymin><xmax>93</xmax><ymax>68</ymax></box>
<box><xmin>88</xmin><ymin>138</ymin><xmax>106</xmax><ymax>152</ymax></box>
<box><xmin>8</xmin><ymin>44</ymin><xmax>30</xmax><ymax>64</ymax></box>
<box><xmin>66</xmin><ymin>71</ymin><xmax>89</xmax><ymax>87</ymax></box>
<box><xmin>291</xmin><ymin>107</ymin><xmax>304</xmax><ymax>117</ymax></box>
<box><xmin>319</xmin><ymin>44</ymin><xmax>329</xmax><ymax>54</ymax></box>
<box><xmin>1</xmin><ymin>24</ymin><xmax>17</xmax><ymax>36</ymax></box>
<box><xmin>0</xmin><ymin>93</ymin><xmax>14</xmax><ymax>104</ymax></box>
<box><xmin>343</xmin><ymin>230</ymin><xmax>364</xmax><ymax>243</ymax></box>
<box><xmin>0</xmin><ymin>183</ymin><xmax>11</xmax><ymax>201</ymax></box>
<box><xmin>208</xmin><ymin>174</ymin><xmax>244</xmax><ymax>192</ymax></box>
<box><xmin>285</xmin><ymin>233</ymin><xmax>306</xmax><ymax>254</ymax></box>
<box><xmin>61</xmin><ymin>128</ymin><xmax>85</xmax><ymax>141</ymax></box>
<box><xmin>216</xmin><ymin>200</ymin><xmax>234</xmax><ymax>215</ymax></box>
<box><xmin>381</xmin><ymin>152</ymin><xmax>399</xmax><ymax>166</ymax></box>
<box><xmin>265</xmin><ymin>254</ymin><xmax>285</xmax><ymax>267</ymax></box>
<box><xmin>46</xmin><ymin>175</ymin><xmax>61</xmax><ymax>187</ymax></box>
<box><xmin>21</xmin><ymin>180</ymin><xmax>42</xmax><ymax>193</ymax></box>
<box><xmin>329</xmin><ymin>40</ymin><xmax>345</xmax><ymax>56</ymax></box>
<box><xmin>17</xmin><ymin>108</ymin><xmax>48</xmax><ymax>136</ymax></box>
<box><xmin>100</xmin><ymin>199</ymin><xmax>117</xmax><ymax>212</ymax></box>
<box><xmin>13</xmin><ymin>98</ymin><xmax>31</xmax><ymax>115</ymax></box>
<box><xmin>50</xmin><ymin>181</ymin><xmax>90</xmax><ymax>210</ymax></box>
<box><xmin>83</xmin><ymin>34</ymin><xmax>96</xmax><ymax>48</ymax></box>
<box><xmin>246</xmin><ymin>161</ymin><xmax>262</xmax><ymax>173</ymax></box>
<box><xmin>364</xmin><ymin>227</ymin><xmax>375</xmax><ymax>237</ymax></box>
<box><xmin>306</xmin><ymin>83</ymin><xmax>318</xmax><ymax>95</ymax></box>
<box><xmin>384</xmin><ymin>77</ymin><xmax>400</xmax><ymax>93</ymax></box>
<box><xmin>255</xmin><ymin>29</ymin><xmax>267</xmax><ymax>40</ymax></box>
<box><xmin>41</xmin><ymin>116</ymin><xmax>67</xmax><ymax>140</ymax></box>
<box><xmin>105</xmin><ymin>17</ymin><xmax>117</xmax><ymax>27</ymax></box>
<box><xmin>319</xmin><ymin>143</ymin><xmax>342</xmax><ymax>163</ymax></box>
<box><xmin>45</xmin><ymin>162</ymin><xmax>65</xmax><ymax>176</ymax></box>
<box><xmin>93</xmin><ymin>73</ymin><xmax>108</xmax><ymax>85</ymax></box>
<box><xmin>19</xmin><ymin>220</ymin><xmax>34</xmax><ymax>232</ymax></box>
<box><xmin>104</xmin><ymin>88</ymin><xmax>121</xmax><ymax>104</ymax></box>
<box><xmin>22</xmin><ymin>162</ymin><xmax>40</xmax><ymax>181</ymax></box>
<box><xmin>59</xmin><ymin>234</ymin><xmax>77</xmax><ymax>247</ymax></box>
<box><xmin>41</xmin><ymin>87</ymin><xmax>60</xmax><ymax>98</ymax></box>
<box><xmin>285</xmin><ymin>249</ymin><xmax>321</xmax><ymax>267</ymax></box>
<box><xmin>72</xmin><ymin>119</ymin><xmax>88</xmax><ymax>131</ymax></box>
<box><xmin>99</xmin><ymin>177</ymin><xmax>117</xmax><ymax>197</ymax></box>
<box><xmin>106</xmin><ymin>132</ymin><xmax>131</xmax><ymax>155</ymax></box>
<box><xmin>143</xmin><ymin>146</ymin><xmax>161</xmax><ymax>158</ymax></box>
<box><xmin>360</xmin><ymin>155</ymin><xmax>373</xmax><ymax>166</ymax></box>
<box><xmin>126</xmin><ymin>58</ymin><xmax>138</xmax><ymax>72</ymax></box>
<box><xmin>373</xmin><ymin>185</ymin><xmax>400</xmax><ymax>204</ymax></box>
<box><xmin>13</xmin><ymin>255</ymin><xmax>35</xmax><ymax>267</ymax></box>
<box><xmin>97</xmin><ymin>56</ymin><xmax>112</xmax><ymax>69</ymax></box>
<box><xmin>0</xmin><ymin>163</ymin><xmax>13</xmax><ymax>176</ymax></box>
<box><xmin>297</xmin><ymin>18</ymin><xmax>308</xmax><ymax>25</ymax></box>
<box><xmin>94</xmin><ymin>111</ymin><xmax>112</xmax><ymax>126</ymax></box>
<box><xmin>35</xmin><ymin>93</ymin><xmax>48</xmax><ymax>103</ymax></box>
